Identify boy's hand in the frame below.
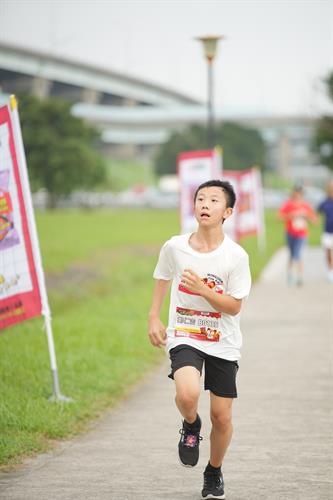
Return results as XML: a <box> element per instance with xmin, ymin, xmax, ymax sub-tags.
<box><xmin>181</xmin><ymin>269</ymin><xmax>205</xmax><ymax>295</ymax></box>
<box><xmin>148</xmin><ymin>316</ymin><xmax>167</xmax><ymax>348</ymax></box>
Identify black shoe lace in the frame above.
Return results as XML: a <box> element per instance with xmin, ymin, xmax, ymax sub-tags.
<box><xmin>179</xmin><ymin>428</ymin><xmax>203</xmax><ymax>447</ymax></box>
<box><xmin>203</xmin><ymin>472</ymin><xmax>222</xmax><ymax>490</ymax></box>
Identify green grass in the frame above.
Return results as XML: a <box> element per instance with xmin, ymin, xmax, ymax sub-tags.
<box><xmin>102</xmin><ymin>159</ymin><xmax>156</xmax><ymax>191</ymax></box>
<box><xmin>36</xmin><ymin>209</ymin><xmax>177</xmax><ymax>272</ymax></box>
<box><xmin>0</xmin><ymin>208</ymin><xmax>320</xmax><ymax>467</ymax></box>
<box><xmin>0</xmin><ymin>250</ymin><xmax>168</xmax><ymax>467</ymax></box>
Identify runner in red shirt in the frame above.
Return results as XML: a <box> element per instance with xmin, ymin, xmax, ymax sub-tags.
<box><xmin>278</xmin><ymin>185</ymin><xmax>317</xmax><ymax>285</ymax></box>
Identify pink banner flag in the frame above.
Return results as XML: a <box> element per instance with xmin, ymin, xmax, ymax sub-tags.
<box><xmin>178</xmin><ymin>149</ymin><xmax>222</xmax><ymax>233</ymax></box>
<box><xmin>0</xmin><ymin>104</ymin><xmax>43</xmax><ymax>329</ymax></box>
<box><xmin>223</xmin><ymin>168</ymin><xmax>265</xmax><ymax>244</ymax></box>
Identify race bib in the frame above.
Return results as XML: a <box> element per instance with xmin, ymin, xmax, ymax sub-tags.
<box><xmin>291</xmin><ymin>216</ymin><xmax>306</xmax><ymax>231</ymax></box>
<box><xmin>175</xmin><ymin>307</ymin><xmax>221</xmax><ymax>342</ymax></box>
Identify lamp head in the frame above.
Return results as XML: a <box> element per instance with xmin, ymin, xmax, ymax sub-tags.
<box><xmin>196</xmin><ymin>35</ymin><xmax>225</xmax><ymax>62</ymax></box>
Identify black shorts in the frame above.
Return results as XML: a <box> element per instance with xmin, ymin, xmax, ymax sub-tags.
<box><xmin>168</xmin><ymin>345</ymin><xmax>239</xmax><ymax>398</ymax></box>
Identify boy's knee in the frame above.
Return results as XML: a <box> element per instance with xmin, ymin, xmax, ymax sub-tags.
<box><xmin>210</xmin><ymin>409</ymin><xmax>232</xmax><ymax>430</ymax></box>
<box><xmin>176</xmin><ymin>387</ymin><xmax>200</xmax><ymax>408</ymax></box>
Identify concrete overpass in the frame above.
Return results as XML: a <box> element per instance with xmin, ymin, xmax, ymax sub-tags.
<box><xmin>0</xmin><ymin>42</ymin><xmax>324</xmax><ymax>181</ymax></box>
<box><xmin>0</xmin><ymin>42</ymin><xmax>197</xmax><ymax>107</ymax></box>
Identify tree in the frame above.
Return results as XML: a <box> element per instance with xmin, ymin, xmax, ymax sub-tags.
<box><xmin>314</xmin><ymin>71</ymin><xmax>333</xmax><ymax>171</ymax></box>
<box><xmin>155</xmin><ymin>122</ymin><xmax>266</xmax><ymax>176</ymax></box>
<box><xmin>18</xmin><ymin>94</ymin><xmax>106</xmax><ymax>207</ymax></box>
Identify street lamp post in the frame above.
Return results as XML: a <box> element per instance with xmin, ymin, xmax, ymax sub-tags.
<box><xmin>196</xmin><ymin>35</ymin><xmax>224</xmax><ymax>149</ymax></box>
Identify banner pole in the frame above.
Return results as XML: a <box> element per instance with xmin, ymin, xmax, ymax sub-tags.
<box><xmin>9</xmin><ymin>95</ymin><xmax>71</xmax><ymax>403</ymax></box>
<box><xmin>258</xmin><ymin>222</ymin><xmax>266</xmax><ymax>252</ymax></box>
<box><xmin>44</xmin><ymin>315</ymin><xmax>71</xmax><ymax>402</ymax></box>
<box><xmin>254</xmin><ymin>167</ymin><xmax>266</xmax><ymax>252</ymax></box>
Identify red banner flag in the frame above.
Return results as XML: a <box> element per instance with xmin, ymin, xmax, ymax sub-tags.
<box><xmin>223</xmin><ymin>168</ymin><xmax>265</xmax><ymax>245</ymax></box>
<box><xmin>0</xmin><ymin>103</ymin><xmax>44</xmax><ymax>329</ymax></box>
<box><xmin>178</xmin><ymin>149</ymin><xmax>222</xmax><ymax>233</ymax></box>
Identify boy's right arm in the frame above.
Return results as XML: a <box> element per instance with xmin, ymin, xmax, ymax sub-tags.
<box><xmin>148</xmin><ymin>279</ymin><xmax>171</xmax><ymax>348</ymax></box>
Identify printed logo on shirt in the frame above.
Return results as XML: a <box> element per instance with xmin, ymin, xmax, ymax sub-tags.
<box><xmin>178</xmin><ymin>273</ymin><xmax>224</xmax><ymax>296</ymax></box>
<box><xmin>175</xmin><ymin>307</ymin><xmax>221</xmax><ymax>342</ymax></box>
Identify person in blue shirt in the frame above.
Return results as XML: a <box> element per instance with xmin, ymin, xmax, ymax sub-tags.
<box><xmin>318</xmin><ymin>180</ymin><xmax>333</xmax><ymax>283</ymax></box>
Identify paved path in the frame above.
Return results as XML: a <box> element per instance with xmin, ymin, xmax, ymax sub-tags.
<box><xmin>1</xmin><ymin>247</ymin><xmax>332</xmax><ymax>500</ymax></box>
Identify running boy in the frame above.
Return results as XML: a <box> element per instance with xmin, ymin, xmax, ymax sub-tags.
<box><xmin>278</xmin><ymin>184</ymin><xmax>317</xmax><ymax>286</ymax></box>
<box><xmin>148</xmin><ymin>180</ymin><xmax>251</xmax><ymax>499</ymax></box>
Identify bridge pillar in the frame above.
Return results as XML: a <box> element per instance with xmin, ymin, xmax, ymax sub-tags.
<box><xmin>82</xmin><ymin>88</ymin><xmax>101</xmax><ymax>104</ymax></box>
<box><xmin>124</xmin><ymin>98</ymin><xmax>137</xmax><ymax>107</ymax></box>
<box><xmin>277</xmin><ymin>133</ymin><xmax>291</xmax><ymax>179</ymax></box>
<box><xmin>32</xmin><ymin>76</ymin><xmax>52</xmax><ymax>99</ymax></box>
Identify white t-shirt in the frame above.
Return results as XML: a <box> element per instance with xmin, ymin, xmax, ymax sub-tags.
<box><xmin>153</xmin><ymin>233</ymin><xmax>251</xmax><ymax>361</ymax></box>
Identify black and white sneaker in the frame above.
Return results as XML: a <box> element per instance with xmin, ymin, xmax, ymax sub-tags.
<box><xmin>178</xmin><ymin>415</ymin><xmax>202</xmax><ymax>467</ymax></box>
<box><xmin>201</xmin><ymin>468</ymin><xmax>225</xmax><ymax>499</ymax></box>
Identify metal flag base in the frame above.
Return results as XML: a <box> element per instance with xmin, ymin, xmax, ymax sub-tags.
<box><xmin>49</xmin><ymin>393</ymin><xmax>73</xmax><ymax>403</ymax></box>
<box><xmin>48</xmin><ymin>369</ymin><xmax>73</xmax><ymax>403</ymax></box>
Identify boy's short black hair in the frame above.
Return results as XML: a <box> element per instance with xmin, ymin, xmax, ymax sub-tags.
<box><xmin>194</xmin><ymin>179</ymin><xmax>236</xmax><ymax>208</ymax></box>
<box><xmin>292</xmin><ymin>182</ymin><xmax>304</xmax><ymax>193</ymax></box>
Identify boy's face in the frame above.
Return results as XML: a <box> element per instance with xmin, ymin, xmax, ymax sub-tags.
<box><xmin>291</xmin><ymin>190</ymin><xmax>303</xmax><ymax>202</ymax></box>
<box><xmin>194</xmin><ymin>186</ymin><xmax>233</xmax><ymax>226</ymax></box>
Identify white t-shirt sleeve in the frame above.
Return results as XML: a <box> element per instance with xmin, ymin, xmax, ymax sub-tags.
<box><xmin>227</xmin><ymin>254</ymin><xmax>251</xmax><ymax>299</ymax></box>
<box><xmin>153</xmin><ymin>241</ymin><xmax>174</xmax><ymax>280</ymax></box>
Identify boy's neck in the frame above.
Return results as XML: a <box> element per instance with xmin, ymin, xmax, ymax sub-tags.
<box><xmin>190</xmin><ymin>226</ymin><xmax>225</xmax><ymax>252</ymax></box>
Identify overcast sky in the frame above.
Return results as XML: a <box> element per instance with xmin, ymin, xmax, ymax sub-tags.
<box><xmin>0</xmin><ymin>0</ymin><xmax>332</xmax><ymax>116</ymax></box>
